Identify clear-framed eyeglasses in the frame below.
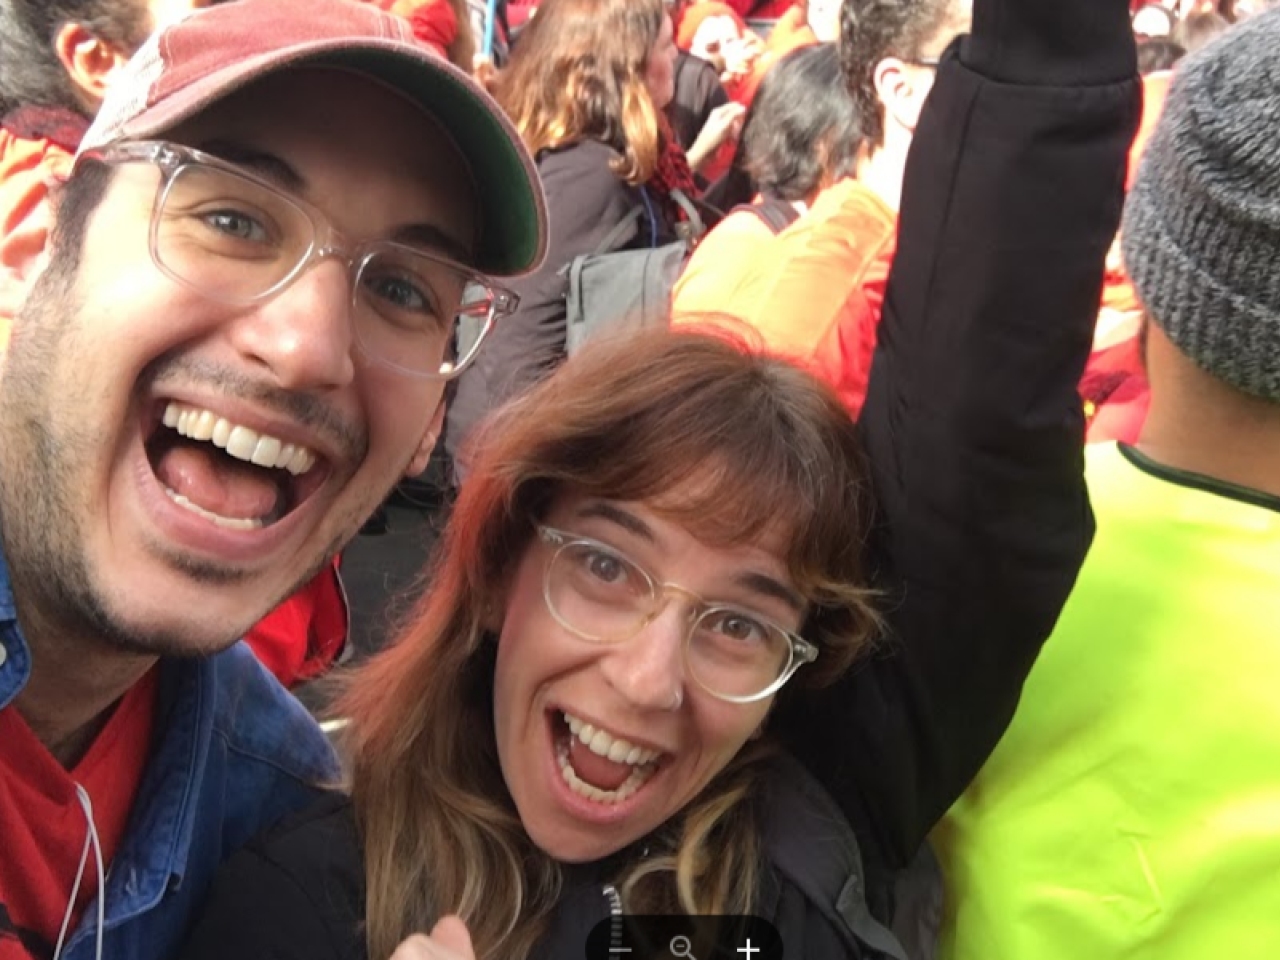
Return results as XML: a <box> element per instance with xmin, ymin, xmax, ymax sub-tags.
<box><xmin>78</xmin><ymin>140</ymin><xmax>519</xmax><ymax>379</ymax></box>
<box><xmin>538</xmin><ymin>527</ymin><xmax>818</xmax><ymax>704</ymax></box>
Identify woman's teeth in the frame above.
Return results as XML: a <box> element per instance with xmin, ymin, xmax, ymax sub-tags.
<box><xmin>558</xmin><ymin>711</ymin><xmax>661</xmax><ymax>805</ymax></box>
<box><xmin>564</xmin><ymin>711</ymin><xmax>661</xmax><ymax>765</ymax></box>
<box><xmin>163</xmin><ymin>401</ymin><xmax>317</xmax><ymax>475</ymax></box>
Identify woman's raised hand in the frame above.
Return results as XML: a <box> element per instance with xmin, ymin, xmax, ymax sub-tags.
<box><xmin>388</xmin><ymin>917</ymin><xmax>477</xmax><ymax>960</ymax></box>
<box><xmin>687</xmin><ymin>101</ymin><xmax>747</xmax><ymax>173</ymax></box>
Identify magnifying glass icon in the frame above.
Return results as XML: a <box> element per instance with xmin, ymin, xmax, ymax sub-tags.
<box><xmin>669</xmin><ymin>936</ymin><xmax>697</xmax><ymax>960</ymax></box>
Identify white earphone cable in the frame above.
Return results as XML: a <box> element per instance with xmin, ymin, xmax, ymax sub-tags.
<box><xmin>52</xmin><ymin>784</ymin><xmax>106</xmax><ymax>960</ymax></box>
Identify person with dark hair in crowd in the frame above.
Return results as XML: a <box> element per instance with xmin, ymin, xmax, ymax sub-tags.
<box><xmin>0</xmin><ymin>0</ymin><xmax>212</xmax><ymax>290</ymax></box>
<box><xmin>843</xmin><ymin>0</ymin><xmax>971</xmax><ymax>210</ymax></box>
<box><xmin>445</xmin><ymin>0</ymin><xmax>741</xmax><ymax>482</ymax></box>
<box><xmin>0</xmin><ymin>0</ymin><xmax>204</xmax><ymax>116</ymax></box>
<box><xmin>178</xmin><ymin>0</ymin><xmax>1138</xmax><ymax>955</ymax></box>
<box><xmin>673</xmin><ymin>44</ymin><xmax>858</xmax><ymax>322</ymax></box>
<box><xmin>937</xmin><ymin>11</ymin><xmax>1280</xmax><ymax>960</ymax></box>
<box><xmin>0</xmin><ymin>0</ymin><xmax>548</xmax><ymax>956</ymax></box>
<box><xmin>677</xmin><ymin>0</ymin><xmax>969</xmax><ymax>418</ymax></box>
<box><xmin>1135</xmin><ymin>35</ymin><xmax>1185</xmax><ymax>70</ymax></box>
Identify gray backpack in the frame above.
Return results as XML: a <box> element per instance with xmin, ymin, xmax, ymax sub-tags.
<box><xmin>562</xmin><ymin>188</ymin><xmax>704</xmax><ymax>354</ymax></box>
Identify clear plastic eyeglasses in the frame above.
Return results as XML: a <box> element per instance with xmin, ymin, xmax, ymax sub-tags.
<box><xmin>538</xmin><ymin>527</ymin><xmax>818</xmax><ymax>704</ymax></box>
<box><xmin>80</xmin><ymin>140</ymin><xmax>519</xmax><ymax>379</ymax></box>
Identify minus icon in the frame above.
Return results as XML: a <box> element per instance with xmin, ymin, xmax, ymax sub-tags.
<box><xmin>608</xmin><ymin>949</ymin><xmax>632</xmax><ymax>954</ymax></box>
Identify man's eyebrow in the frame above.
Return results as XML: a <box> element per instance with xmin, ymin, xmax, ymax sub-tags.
<box><xmin>391</xmin><ymin>224</ymin><xmax>474</xmax><ymax>268</ymax></box>
<box><xmin>197</xmin><ymin>140</ymin><xmax>304</xmax><ymax>192</ymax></box>
<box><xmin>575</xmin><ymin>501</ymin><xmax>806</xmax><ymax>613</ymax></box>
<box><xmin>197</xmin><ymin>140</ymin><xmax>474</xmax><ymax>266</ymax></box>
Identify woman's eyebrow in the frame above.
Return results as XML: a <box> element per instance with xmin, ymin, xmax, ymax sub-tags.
<box><xmin>575</xmin><ymin>502</ymin><xmax>805</xmax><ymax>612</ymax></box>
<box><xmin>574</xmin><ymin>502</ymin><xmax>654</xmax><ymax>541</ymax></box>
<box><xmin>736</xmin><ymin>571</ymin><xmax>806</xmax><ymax>614</ymax></box>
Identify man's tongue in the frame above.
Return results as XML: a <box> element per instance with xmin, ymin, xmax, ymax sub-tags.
<box><xmin>155</xmin><ymin>443</ymin><xmax>281</xmax><ymax>520</ymax></box>
<box><xmin>568</xmin><ymin>736</ymin><xmax>634</xmax><ymax>792</ymax></box>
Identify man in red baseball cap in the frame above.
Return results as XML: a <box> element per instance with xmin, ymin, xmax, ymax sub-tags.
<box><xmin>0</xmin><ymin>1</ymin><xmax>546</xmax><ymax>958</ymax></box>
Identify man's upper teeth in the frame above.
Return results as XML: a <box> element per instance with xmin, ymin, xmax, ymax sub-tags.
<box><xmin>563</xmin><ymin>711</ymin><xmax>660</xmax><ymax>766</ymax></box>
<box><xmin>162</xmin><ymin>402</ymin><xmax>316</xmax><ymax>476</ymax></box>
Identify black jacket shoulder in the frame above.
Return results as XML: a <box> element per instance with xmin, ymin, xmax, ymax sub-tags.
<box><xmin>181</xmin><ymin>792</ymin><xmax>365</xmax><ymax>960</ymax></box>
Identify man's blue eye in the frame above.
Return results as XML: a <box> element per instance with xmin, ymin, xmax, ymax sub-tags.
<box><xmin>202</xmin><ymin>210</ymin><xmax>269</xmax><ymax>242</ymax></box>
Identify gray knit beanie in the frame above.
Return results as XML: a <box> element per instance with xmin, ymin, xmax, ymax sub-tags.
<box><xmin>1122</xmin><ymin>7</ymin><xmax>1280</xmax><ymax>402</ymax></box>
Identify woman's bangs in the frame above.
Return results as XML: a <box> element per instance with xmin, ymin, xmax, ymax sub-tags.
<box><xmin>553</xmin><ymin>417</ymin><xmax>826</xmax><ymax>577</ymax></box>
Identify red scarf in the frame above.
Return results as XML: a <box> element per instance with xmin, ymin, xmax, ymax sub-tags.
<box><xmin>648</xmin><ymin>113</ymin><xmax>700</xmax><ymax>227</ymax></box>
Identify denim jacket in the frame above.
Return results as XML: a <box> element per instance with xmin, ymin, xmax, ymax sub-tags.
<box><xmin>0</xmin><ymin>543</ymin><xmax>340</xmax><ymax>960</ymax></box>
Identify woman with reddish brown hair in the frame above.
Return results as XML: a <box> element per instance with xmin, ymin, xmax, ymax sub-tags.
<box><xmin>192</xmin><ymin>329</ymin><xmax>889</xmax><ymax>960</ymax></box>
<box><xmin>180</xmin><ymin>0</ymin><xmax>1137</xmax><ymax>953</ymax></box>
<box><xmin>444</xmin><ymin>0</ymin><xmax>739</xmax><ymax>483</ymax></box>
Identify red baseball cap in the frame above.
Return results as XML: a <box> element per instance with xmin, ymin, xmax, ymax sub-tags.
<box><xmin>78</xmin><ymin>0</ymin><xmax>547</xmax><ymax>277</ymax></box>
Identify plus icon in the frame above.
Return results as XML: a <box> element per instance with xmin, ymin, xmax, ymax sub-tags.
<box><xmin>737</xmin><ymin>939</ymin><xmax>759</xmax><ymax>959</ymax></box>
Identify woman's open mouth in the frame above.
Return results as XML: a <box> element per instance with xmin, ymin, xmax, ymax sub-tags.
<box><xmin>143</xmin><ymin>400</ymin><xmax>328</xmax><ymax>530</ymax></box>
<box><xmin>551</xmin><ymin>710</ymin><xmax>665</xmax><ymax>806</ymax></box>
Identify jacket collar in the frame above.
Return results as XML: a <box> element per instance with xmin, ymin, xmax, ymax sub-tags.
<box><xmin>0</xmin><ymin>539</ymin><xmax>33</xmax><ymax>709</ymax></box>
<box><xmin>0</xmin><ymin>536</ymin><xmax>214</xmax><ymax>935</ymax></box>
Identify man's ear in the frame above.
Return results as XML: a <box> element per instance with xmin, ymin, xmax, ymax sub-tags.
<box><xmin>404</xmin><ymin>397</ymin><xmax>447</xmax><ymax>478</ymax></box>
<box><xmin>872</xmin><ymin>57</ymin><xmax>927</xmax><ymax>134</ymax></box>
<box><xmin>0</xmin><ymin>189</ymin><xmax>54</xmax><ymax>320</ymax></box>
<box><xmin>54</xmin><ymin>22</ymin><xmax>131</xmax><ymax>110</ymax></box>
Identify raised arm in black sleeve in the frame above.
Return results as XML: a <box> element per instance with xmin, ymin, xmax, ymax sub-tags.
<box><xmin>774</xmin><ymin>0</ymin><xmax>1140</xmax><ymax>891</ymax></box>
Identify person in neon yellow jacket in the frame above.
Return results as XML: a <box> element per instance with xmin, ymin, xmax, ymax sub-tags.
<box><xmin>933</xmin><ymin>12</ymin><xmax>1280</xmax><ymax>959</ymax></box>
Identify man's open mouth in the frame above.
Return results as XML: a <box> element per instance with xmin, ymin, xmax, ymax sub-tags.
<box><xmin>144</xmin><ymin>401</ymin><xmax>327</xmax><ymax>530</ymax></box>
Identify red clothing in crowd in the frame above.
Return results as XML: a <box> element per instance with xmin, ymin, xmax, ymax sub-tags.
<box><xmin>0</xmin><ymin>669</ymin><xmax>158</xmax><ymax>959</ymax></box>
<box><xmin>248</xmin><ymin>557</ymin><xmax>349</xmax><ymax>687</ymax></box>
<box><xmin>733</xmin><ymin>4</ymin><xmax>818</xmax><ymax>107</ymax></box>
<box><xmin>673</xmin><ymin>178</ymin><xmax>895</xmax><ymax>417</ymax></box>
<box><xmin>676</xmin><ymin>2</ymin><xmax>748</xmax><ymax>49</ymax></box>
<box><xmin>716</xmin><ymin>0</ymin><xmax>797</xmax><ymax>16</ymax></box>
<box><xmin>0</xmin><ymin>113</ymin><xmax>81</xmax><ymax>351</ymax></box>
<box><xmin>1081</xmin><ymin>315</ymin><xmax>1150</xmax><ymax>446</ymax></box>
<box><xmin>409</xmin><ymin>0</ymin><xmax>458</xmax><ymax>57</ymax></box>
<box><xmin>359</xmin><ymin>0</ymin><xmax>456</xmax><ymax>57</ymax></box>
<box><xmin>1085</xmin><ymin>71</ymin><xmax>1171</xmax><ymax>444</ymax></box>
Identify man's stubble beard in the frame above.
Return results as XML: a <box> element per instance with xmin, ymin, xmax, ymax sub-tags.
<box><xmin>0</xmin><ymin>263</ymin><xmax>327</xmax><ymax>660</ymax></box>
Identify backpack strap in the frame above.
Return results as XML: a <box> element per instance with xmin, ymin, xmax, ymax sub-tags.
<box><xmin>570</xmin><ymin>187</ymin><xmax>704</xmax><ymax>277</ymax></box>
<box><xmin>557</xmin><ymin>203</ymin><xmax>648</xmax><ymax>280</ymax></box>
<box><xmin>590</xmin><ymin>206</ymin><xmax>646</xmax><ymax>257</ymax></box>
<box><xmin>670</xmin><ymin>188</ymin><xmax>707</xmax><ymax>244</ymax></box>
<box><xmin>732</xmin><ymin>196</ymin><xmax>801</xmax><ymax>235</ymax></box>
<box><xmin>760</xmin><ymin>754</ymin><xmax>910</xmax><ymax>960</ymax></box>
